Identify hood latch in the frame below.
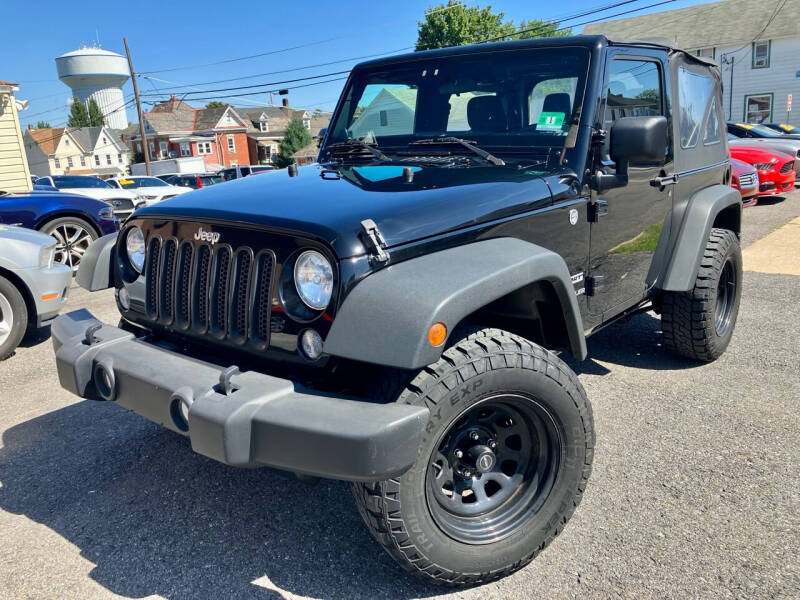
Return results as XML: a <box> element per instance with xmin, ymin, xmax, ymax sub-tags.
<box><xmin>359</xmin><ymin>219</ymin><xmax>389</xmax><ymax>264</ymax></box>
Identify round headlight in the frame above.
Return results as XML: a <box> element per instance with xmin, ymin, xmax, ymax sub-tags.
<box><xmin>126</xmin><ymin>226</ymin><xmax>145</xmax><ymax>273</ymax></box>
<box><xmin>294</xmin><ymin>250</ymin><xmax>333</xmax><ymax>310</ymax></box>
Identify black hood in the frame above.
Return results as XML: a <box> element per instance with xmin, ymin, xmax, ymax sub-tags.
<box><xmin>137</xmin><ymin>163</ymin><xmax>556</xmax><ymax>257</ymax></box>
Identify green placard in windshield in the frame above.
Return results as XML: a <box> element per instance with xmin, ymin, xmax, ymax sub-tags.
<box><xmin>537</xmin><ymin>111</ymin><xmax>565</xmax><ymax>131</ymax></box>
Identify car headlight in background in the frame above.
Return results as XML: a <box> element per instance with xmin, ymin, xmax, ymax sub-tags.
<box><xmin>294</xmin><ymin>250</ymin><xmax>333</xmax><ymax>310</ymax></box>
<box><xmin>125</xmin><ymin>226</ymin><xmax>146</xmax><ymax>273</ymax></box>
<box><xmin>39</xmin><ymin>243</ymin><xmax>55</xmax><ymax>268</ymax></box>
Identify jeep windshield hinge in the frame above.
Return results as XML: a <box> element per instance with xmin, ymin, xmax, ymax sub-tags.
<box><xmin>360</xmin><ymin>219</ymin><xmax>390</xmax><ymax>264</ymax></box>
<box><xmin>587</xmin><ymin>199</ymin><xmax>608</xmax><ymax>222</ymax></box>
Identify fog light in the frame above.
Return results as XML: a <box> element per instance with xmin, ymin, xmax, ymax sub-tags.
<box><xmin>299</xmin><ymin>329</ymin><xmax>323</xmax><ymax>360</ymax></box>
<box><xmin>118</xmin><ymin>287</ymin><xmax>131</xmax><ymax>310</ymax></box>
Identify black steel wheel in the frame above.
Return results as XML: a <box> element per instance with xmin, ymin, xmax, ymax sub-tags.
<box><xmin>426</xmin><ymin>395</ymin><xmax>560</xmax><ymax>545</ymax></box>
<box><xmin>353</xmin><ymin>328</ymin><xmax>594</xmax><ymax>586</ymax></box>
<box><xmin>714</xmin><ymin>257</ymin><xmax>736</xmax><ymax>336</ymax></box>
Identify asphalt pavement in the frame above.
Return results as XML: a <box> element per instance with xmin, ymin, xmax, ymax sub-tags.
<box><xmin>0</xmin><ymin>193</ymin><xmax>798</xmax><ymax>599</ymax></box>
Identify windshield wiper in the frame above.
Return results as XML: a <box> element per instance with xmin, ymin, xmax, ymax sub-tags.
<box><xmin>328</xmin><ymin>139</ymin><xmax>390</xmax><ymax>162</ymax></box>
<box><xmin>409</xmin><ymin>137</ymin><xmax>505</xmax><ymax>166</ymax></box>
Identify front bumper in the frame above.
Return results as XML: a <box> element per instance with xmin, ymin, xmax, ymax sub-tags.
<box><xmin>52</xmin><ymin>310</ymin><xmax>429</xmax><ymax>481</ymax></box>
<box><xmin>23</xmin><ymin>263</ymin><xmax>72</xmax><ymax>327</ymax></box>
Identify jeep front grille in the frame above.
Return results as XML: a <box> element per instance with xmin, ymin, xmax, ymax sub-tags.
<box><xmin>144</xmin><ymin>237</ymin><xmax>275</xmax><ymax>349</ymax></box>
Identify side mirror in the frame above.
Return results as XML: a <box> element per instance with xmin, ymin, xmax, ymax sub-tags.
<box><xmin>594</xmin><ymin>116</ymin><xmax>668</xmax><ymax>192</ymax></box>
<box><xmin>611</xmin><ymin>115</ymin><xmax>668</xmax><ymax>164</ymax></box>
<box><xmin>317</xmin><ymin>127</ymin><xmax>328</xmax><ymax>149</ymax></box>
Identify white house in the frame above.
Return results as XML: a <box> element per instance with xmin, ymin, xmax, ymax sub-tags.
<box><xmin>24</xmin><ymin>125</ymin><xmax>129</xmax><ymax>178</ymax></box>
<box><xmin>583</xmin><ymin>0</ymin><xmax>800</xmax><ymax>126</ymax></box>
<box><xmin>0</xmin><ymin>80</ymin><xmax>32</xmax><ymax>192</ymax></box>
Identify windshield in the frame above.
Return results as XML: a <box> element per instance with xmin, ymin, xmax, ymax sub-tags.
<box><xmin>52</xmin><ymin>175</ymin><xmax>110</xmax><ymax>189</ymax></box>
<box><xmin>116</xmin><ymin>177</ymin><xmax>169</xmax><ymax>188</ymax></box>
<box><xmin>736</xmin><ymin>123</ymin><xmax>784</xmax><ymax>138</ymax></box>
<box><xmin>327</xmin><ymin>46</ymin><xmax>590</xmax><ymax>160</ymax></box>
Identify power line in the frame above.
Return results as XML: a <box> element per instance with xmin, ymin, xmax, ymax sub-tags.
<box><xmin>146</xmin><ymin>76</ymin><xmax>350</xmax><ymax>104</ymax></box>
<box><xmin>138</xmin><ymin>2</ymin><xmax>466</xmax><ymax>75</ymax></box>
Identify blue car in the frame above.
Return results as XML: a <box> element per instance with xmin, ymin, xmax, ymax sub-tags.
<box><xmin>0</xmin><ymin>190</ymin><xmax>119</xmax><ymax>271</ymax></box>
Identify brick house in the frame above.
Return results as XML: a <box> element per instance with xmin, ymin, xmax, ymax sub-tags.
<box><xmin>235</xmin><ymin>101</ymin><xmax>331</xmax><ymax>165</ymax></box>
<box><xmin>128</xmin><ymin>97</ymin><xmax>250</xmax><ymax>170</ymax></box>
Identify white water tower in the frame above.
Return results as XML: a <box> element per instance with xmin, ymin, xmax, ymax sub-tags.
<box><xmin>56</xmin><ymin>46</ymin><xmax>130</xmax><ymax>129</ymax></box>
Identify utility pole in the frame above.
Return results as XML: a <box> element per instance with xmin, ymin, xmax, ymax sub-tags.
<box><xmin>123</xmin><ymin>37</ymin><xmax>151</xmax><ymax>175</ymax></box>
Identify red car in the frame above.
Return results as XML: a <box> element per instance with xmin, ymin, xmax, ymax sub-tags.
<box><xmin>729</xmin><ymin>145</ymin><xmax>795</xmax><ymax>197</ymax></box>
<box><xmin>730</xmin><ymin>158</ymin><xmax>759</xmax><ymax>207</ymax></box>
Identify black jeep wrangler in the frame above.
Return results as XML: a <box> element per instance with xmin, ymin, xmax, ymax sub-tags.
<box><xmin>54</xmin><ymin>35</ymin><xmax>742</xmax><ymax>585</ymax></box>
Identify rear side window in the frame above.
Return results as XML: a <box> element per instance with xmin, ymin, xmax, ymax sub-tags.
<box><xmin>703</xmin><ymin>97</ymin><xmax>721</xmax><ymax>145</ymax></box>
<box><xmin>678</xmin><ymin>67</ymin><xmax>714</xmax><ymax>148</ymax></box>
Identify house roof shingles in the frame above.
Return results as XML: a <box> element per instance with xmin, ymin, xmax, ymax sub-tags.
<box><xmin>582</xmin><ymin>0</ymin><xmax>800</xmax><ymax>50</ymax></box>
<box><xmin>28</xmin><ymin>127</ymin><xmax>64</xmax><ymax>155</ymax></box>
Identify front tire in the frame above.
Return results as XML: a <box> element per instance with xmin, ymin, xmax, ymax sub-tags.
<box><xmin>352</xmin><ymin>328</ymin><xmax>594</xmax><ymax>586</ymax></box>
<box><xmin>661</xmin><ymin>228</ymin><xmax>742</xmax><ymax>361</ymax></box>
<box><xmin>40</xmin><ymin>217</ymin><xmax>98</xmax><ymax>274</ymax></box>
<box><xmin>0</xmin><ymin>276</ymin><xmax>28</xmax><ymax>361</ymax></box>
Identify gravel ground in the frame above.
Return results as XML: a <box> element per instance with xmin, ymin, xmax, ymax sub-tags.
<box><xmin>0</xmin><ymin>193</ymin><xmax>799</xmax><ymax>600</ymax></box>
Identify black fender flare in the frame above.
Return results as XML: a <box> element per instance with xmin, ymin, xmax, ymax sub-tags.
<box><xmin>76</xmin><ymin>233</ymin><xmax>117</xmax><ymax>292</ymax></box>
<box><xmin>660</xmin><ymin>184</ymin><xmax>741</xmax><ymax>292</ymax></box>
<box><xmin>323</xmin><ymin>237</ymin><xmax>587</xmax><ymax>369</ymax></box>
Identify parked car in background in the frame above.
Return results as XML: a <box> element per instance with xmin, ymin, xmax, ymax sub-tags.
<box><xmin>730</xmin><ymin>158</ymin><xmax>759</xmax><ymax>207</ymax></box>
<box><xmin>35</xmin><ymin>175</ymin><xmax>141</xmax><ymax>219</ymax></box>
<box><xmin>0</xmin><ymin>190</ymin><xmax>119</xmax><ymax>272</ymax></box>
<box><xmin>0</xmin><ymin>226</ymin><xmax>72</xmax><ymax>359</ymax></box>
<box><xmin>218</xmin><ymin>165</ymin><xmax>274</xmax><ymax>181</ymax></box>
<box><xmin>728</xmin><ymin>136</ymin><xmax>800</xmax><ymax>181</ymax></box>
<box><xmin>107</xmin><ymin>176</ymin><xmax>191</xmax><ymax>206</ymax></box>
<box><xmin>761</xmin><ymin>123</ymin><xmax>799</xmax><ymax>135</ymax></box>
<box><xmin>729</xmin><ymin>145</ymin><xmax>796</xmax><ymax>197</ymax></box>
<box><xmin>158</xmin><ymin>173</ymin><xmax>223</xmax><ymax>189</ymax></box>
<box><xmin>727</xmin><ymin>121</ymin><xmax>800</xmax><ymax>141</ymax></box>
<box><xmin>32</xmin><ymin>181</ymin><xmax>58</xmax><ymax>192</ymax></box>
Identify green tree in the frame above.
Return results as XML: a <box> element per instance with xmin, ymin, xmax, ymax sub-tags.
<box><xmin>415</xmin><ymin>2</ymin><xmax>570</xmax><ymax>50</ymax></box>
<box><xmin>67</xmin><ymin>97</ymin><xmax>89</xmax><ymax>128</ymax></box>
<box><xmin>274</xmin><ymin>117</ymin><xmax>312</xmax><ymax>168</ymax></box>
<box><xmin>35</xmin><ymin>120</ymin><xmax>51</xmax><ymax>128</ymax></box>
<box><xmin>205</xmin><ymin>101</ymin><xmax>230</xmax><ymax>108</ymax></box>
<box><xmin>87</xmin><ymin>98</ymin><xmax>104</xmax><ymax>126</ymax></box>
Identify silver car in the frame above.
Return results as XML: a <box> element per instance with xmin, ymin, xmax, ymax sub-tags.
<box><xmin>0</xmin><ymin>226</ymin><xmax>72</xmax><ymax>360</ymax></box>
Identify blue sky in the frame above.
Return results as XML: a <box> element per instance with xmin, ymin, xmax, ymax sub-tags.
<box><xmin>3</xmin><ymin>0</ymin><xmax>710</xmax><ymax>129</ymax></box>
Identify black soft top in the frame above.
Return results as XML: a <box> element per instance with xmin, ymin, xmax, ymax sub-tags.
<box><xmin>355</xmin><ymin>34</ymin><xmax>716</xmax><ymax>70</ymax></box>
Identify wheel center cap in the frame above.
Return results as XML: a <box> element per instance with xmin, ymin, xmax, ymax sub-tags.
<box><xmin>466</xmin><ymin>445</ymin><xmax>496</xmax><ymax>473</ymax></box>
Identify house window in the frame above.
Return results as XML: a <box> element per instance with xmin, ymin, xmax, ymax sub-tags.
<box><xmin>744</xmin><ymin>93</ymin><xmax>773</xmax><ymax>123</ymax></box>
<box><xmin>65</xmin><ymin>139</ymin><xmax>70</xmax><ymax>147</ymax></box>
<box><xmin>135</xmin><ymin>142</ymin><xmax>141</xmax><ymax>153</ymax></box>
<box><xmin>752</xmin><ymin>40</ymin><xmax>770</xmax><ymax>68</ymax></box>
<box><xmin>106</xmin><ymin>154</ymin><xmax>112</xmax><ymax>165</ymax></box>
<box><xmin>695</xmin><ymin>47</ymin><xmax>715</xmax><ymax>59</ymax></box>
<box><xmin>180</xmin><ymin>142</ymin><xmax>191</xmax><ymax>156</ymax></box>
<box><xmin>94</xmin><ymin>155</ymin><xmax>100</xmax><ymax>166</ymax></box>
<box><xmin>80</xmin><ymin>156</ymin><xmax>86</xmax><ymax>167</ymax></box>
<box><xmin>67</xmin><ymin>156</ymin><xmax>74</xmax><ymax>168</ymax></box>
<box><xmin>54</xmin><ymin>157</ymin><xmax>61</xmax><ymax>169</ymax></box>
<box><xmin>379</xmin><ymin>110</ymin><xmax>388</xmax><ymax>127</ymax></box>
<box><xmin>227</xmin><ymin>135</ymin><xmax>235</xmax><ymax>152</ymax></box>
<box><xmin>149</xmin><ymin>142</ymin><xmax>155</xmax><ymax>156</ymax></box>
<box><xmin>159</xmin><ymin>141</ymin><xmax>168</xmax><ymax>157</ymax></box>
<box><xmin>259</xmin><ymin>120</ymin><xmax>269</xmax><ymax>132</ymax></box>
<box><xmin>197</xmin><ymin>141</ymin><xmax>212</xmax><ymax>155</ymax></box>
<box><xmin>303</xmin><ymin>118</ymin><xmax>311</xmax><ymax>130</ymax></box>
<box><xmin>102</xmin><ymin>137</ymin><xmax>107</xmax><ymax>144</ymax></box>
<box><xmin>117</xmin><ymin>153</ymin><xmax>122</xmax><ymax>163</ymax></box>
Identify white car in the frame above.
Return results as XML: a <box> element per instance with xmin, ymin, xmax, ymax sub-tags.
<box><xmin>107</xmin><ymin>176</ymin><xmax>192</xmax><ymax>206</ymax></box>
<box><xmin>37</xmin><ymin>175</ymin><xmax>141</xmax><ymax>219</ymax></box>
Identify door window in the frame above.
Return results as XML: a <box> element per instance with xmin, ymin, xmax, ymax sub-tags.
<box><xmin>603</xmin><ymin>59</ymin><xmax>662</xmax><ymax>156</ymax></box>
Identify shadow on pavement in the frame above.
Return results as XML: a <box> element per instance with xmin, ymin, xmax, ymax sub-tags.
<box><xmin>20</xmin><ymin>324</ymin><xmax>52</xmax><ymax>349</ymax></box>
<box><xmin>0</xmin><ymin>401</ymin><xmax>440</xmax><ymax>600</ymax></box>
<box><xmin>565</xmin><ymin>312</ymin><xmax>702</xmax><ymax>373</ymax></box>
<box><xmin>753</xmin><ymin>195</ymin><xmax>786</xmax><ymax>206</ymax></box>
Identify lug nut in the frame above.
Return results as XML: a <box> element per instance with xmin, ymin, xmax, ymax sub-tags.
<box><xmin>489</xmin><ymin>440</ymin><xmax>497</xmax><ymax>450</ymax></box>
<box><xmin>463</xmin><ymin>469</ymin><xmax>472</xmax><ymax>477</ymax></box>
<box><xmin>454</xmin><ymin>449</ymin><xmax>463</xmax><ymax>459</ymax></box>
<box><xmin>470</xmin><ymin>431</ymin><xmax>480</xmax><ymax>441</ymax></box>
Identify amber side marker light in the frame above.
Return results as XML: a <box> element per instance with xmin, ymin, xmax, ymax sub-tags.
<box><xmin>40</xmin><ymin>293</ymin><xmax>59</xmax><ymax>301</ymax></box>
<box><xmin>428</xmin><ymin>322</ymin><xmax>447</xmax><ymax>347</ymax></box>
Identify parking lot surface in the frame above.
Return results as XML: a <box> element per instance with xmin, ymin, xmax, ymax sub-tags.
<box><xmin>1</xmin><ymin>194</ymin><xmax>799</xmax><ymax>600</ymax></box>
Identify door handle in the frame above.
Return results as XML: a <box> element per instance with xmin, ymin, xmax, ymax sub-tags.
<box><xmin>650</xmin><ymin>173</ymin><xmax>678</xmax><ymax>190</ymax></box>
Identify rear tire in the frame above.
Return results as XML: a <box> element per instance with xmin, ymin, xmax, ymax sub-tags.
<box><xmin>661</xmin><ymin>227</ymin><xmax>742</xmax><ymax>361</ymax></box>
<box><xmin>0</xmin><ymin>276</ymin><xmax>28</xmax><ymax>361</ymax></box>
<box><xmin>352</xmin><ymin>328</ymin><xmax>594</xmax><ymax>586</ymax></box>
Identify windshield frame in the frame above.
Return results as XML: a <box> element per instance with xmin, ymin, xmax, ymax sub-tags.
<box><xmin>323</xmin><ymin>44</ymin><xmax>593</xmax><ymax>164</ymax></box>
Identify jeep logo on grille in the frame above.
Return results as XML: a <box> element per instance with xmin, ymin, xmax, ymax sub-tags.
<box><xmin>194</xmin><ymin>227</ymin><xmax>221</xmax><ymax>245</ymax></box>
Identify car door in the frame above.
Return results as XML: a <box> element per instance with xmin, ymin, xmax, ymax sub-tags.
<box><xmin>588</xmin><ymin>51</ymin><xmax>674</xmax><ymax>320</ymax></box>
